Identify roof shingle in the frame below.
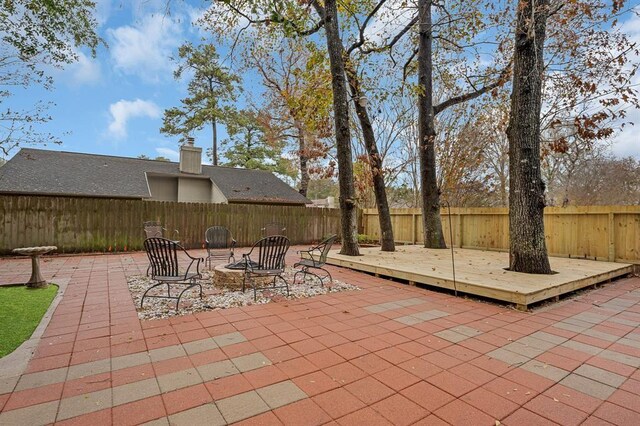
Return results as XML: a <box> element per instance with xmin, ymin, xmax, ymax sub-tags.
<box><xmin>0</xmin><ymin>148</ymin><xmax>310</xmax><ymax>205</ymax></box>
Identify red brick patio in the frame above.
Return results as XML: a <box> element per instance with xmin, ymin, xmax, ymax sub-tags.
<box><xmin>1</xmin><ymin>248</ymin><xmax>639</xmax><ymax>425</ymax></box>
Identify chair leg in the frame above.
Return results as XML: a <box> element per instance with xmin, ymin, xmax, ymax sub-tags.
<box><xmin>318</xmin><ymin>267</ymin><xmax>332</xmax><ymax>286</ymax></box>
<box><xmin>298</xmin><ymin>267</ymin><xmax>323</xmax><ymax>287</ymax></box>
<box><xmin>175</xmin><ymin>286</ymin><xmax>189</xmax><ymax>311</ymax></box>
<box><xmin>141</xmin><ymin>282</ymin><xmax>165</xmax><ymax>308</ymax></box>
<box><xmin>325</xmin><ymin>268</ymin><xmax>333</xmax><ymax>284</ymax></box>
<box><xmin>195</xmin><ymin>278</ymin><xmax>203</xmax><ymax>299</ymax></box>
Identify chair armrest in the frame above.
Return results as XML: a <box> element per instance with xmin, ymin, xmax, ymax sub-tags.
<box><xmin>183</xmin><ymin>256</ymin><xmax>202</xmax><ymax>278</ymax></box>
<box><xmin>242</xmin><ymin>253</ymin><xmax>254</xmax><ymax>272</ymax></box>
<box><xmin>299</xmin><ymin>248</ymin><xmax>319</xmax><ymax>263</ymax></box>
<box><xmin>231</xmin><ymin>239</ymin><xmax>237</xmax><ymax>248</ymax></box>
<box><xmin>183</xmin><ymin>248</ymin><xmax>202</xmax><ymax>278</ymax></box>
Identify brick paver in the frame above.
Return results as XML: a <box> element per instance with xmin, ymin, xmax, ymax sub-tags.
<box><xmin>1</xmin><ymin>249</ymin><xmax>639</xmax><ymax>425</ymax></box>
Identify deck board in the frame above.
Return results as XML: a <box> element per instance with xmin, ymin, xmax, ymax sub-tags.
<box><xmin>326</xmin><ymin>246</ymin><xmax>634</xmax><ymax>308</ymax></box>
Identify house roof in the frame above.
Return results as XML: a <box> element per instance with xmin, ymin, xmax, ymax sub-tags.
<box><xmin>0</xmin><ymin>148</ymin><xmax>311</xmax><ymax>205</ymax></box>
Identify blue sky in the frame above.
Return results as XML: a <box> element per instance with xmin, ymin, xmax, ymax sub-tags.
<box><xmin>4</xmin><ymin>0</ymin><xmax>640</xmax><ymax>164</ymax></box>
<box><xmin>7</xmin><ymin>0</ymin><xmax>233</xmax><ymax>163</ymax></box>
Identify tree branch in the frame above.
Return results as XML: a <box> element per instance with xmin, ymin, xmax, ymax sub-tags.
<box><xmin>433</xmin><ymin>64</ymin><xmax>512</xmax><ymax>115</ymax></box>
<box><xmin>402</xmin><ymin>48</ymin><xmax>419</xmax><ymax>82</ymax></box>
<box><xmin>346</xmin><ymin>0</ymin><xmax>388</xmax><ymax>54</ymax></box>
<box><xmin>359</xmin><ymin>15</ymin><xmax>419</xmax><ymax>54</ymax></box>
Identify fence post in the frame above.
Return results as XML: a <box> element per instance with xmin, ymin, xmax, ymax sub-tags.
<box><xmin>411</xmin><ymin>213</ymin><xmax>416</xmax><ymax>244</ymax></box>
<box><xmin>608</xmin><ymin>212</ymin><xmax>615</xmax><ymax>262</ymax></box>
<box><xmin>457</xmin><ymin>212</ymin><xmax>463</xmax><ymax>248</ymax></box>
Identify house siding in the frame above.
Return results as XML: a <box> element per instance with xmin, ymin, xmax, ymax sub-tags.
<box><xmin>148</xmin><ymin>176</ymin><xmax>178</xmax><ymax>201</ymax></box>
<box><xmin>178</xmin><ymin>177</ymin><xmax>211</xmax><ymax>203</ymax></box>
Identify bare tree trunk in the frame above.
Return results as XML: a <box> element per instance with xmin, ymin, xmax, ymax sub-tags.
<box><xmin>318</xmin><ymin>0</ymin><xmax>360</xmax><ymax>255</ymax></box>
<box><xmin>417</xmin><ymin>0</ymin><xmax>446</xmax><ymax>248</ymax></box>
<box><xmin>345</xmin><ymin>62</ymin><xmax>395</xmax><ymax>252</ymax></box>
<box><xmin>212</xmin><ymin>117</ymin><xmax>218</xmax><ymax>165</ymax></box>
<box><xmin>507</xmin><ymin>0</ymin><xmax>552</xmax><ymax>274</ymax></box>
<box><xmin>500</xmin><ymin>174</ymin><xmax>507</xmax><ymax>207</ymax></box>
<box><xmin>296</xmin><ymin>121</ymin><xmax>310</xmax><ymax>197</ymax></box>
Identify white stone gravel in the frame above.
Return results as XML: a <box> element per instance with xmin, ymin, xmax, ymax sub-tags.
<box><xmin>128</xmin><ymin>268</ymin><xmax>360</xmax><ymax>320</ymax></box>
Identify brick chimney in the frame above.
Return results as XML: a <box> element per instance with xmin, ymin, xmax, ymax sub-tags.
<box><xmin>179</xmin><ymin>137</ymin><xmax>202</xmax><ymax>174</ymax></box>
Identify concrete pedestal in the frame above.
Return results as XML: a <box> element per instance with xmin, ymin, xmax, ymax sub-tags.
<box><xmin>12</xmin><ymin>246</ymin><xmax>57</xmax><ymax>288</ymax></box>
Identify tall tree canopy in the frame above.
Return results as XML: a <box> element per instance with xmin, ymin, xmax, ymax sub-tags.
<box><xmin>222</xmin><ymin>109</ymin><xmax>297</xmax><ymax>178</ymax></box>
<box><xmin>247</xmin><ymin>37</ymin><xmax>334</xmax><ymax>197</ymax></box>
<box><xmin>160</xmin><ymin>42</ymin><xmax>240</xmax><ymax>165</ymax></box>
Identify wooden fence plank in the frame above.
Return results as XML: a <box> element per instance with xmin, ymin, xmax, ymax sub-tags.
<box><xmin>0</xmin><ymin>195</ymin><xmax>341</xmax><ymax>254</ymax></box>
<box><xmin>363</xmin><ymin>206</ymin><xmax>640</xmax><ymax>264</ymax></box>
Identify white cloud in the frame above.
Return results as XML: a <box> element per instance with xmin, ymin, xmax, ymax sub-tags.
<box><xmin>93</xmin><ymin>0</ymin><xmax>112</xmax><ymax>26</ymax></box>
<box><xmin>611</xmin><ymin>122</ymin><xmax>639</xmax><ymax>158</ymax></box>
<box><xmin>620</xmin><ymin>7</ymin><xmax>640</xmax><ymax>37</ymax></box>
<box><xmin>155</xmin><ymin>147</ymin><xmax>179</xmax><ymax>161</ymax></box>
<box><xmin>363</xmin><ymin>0</ymin><xmax>415</xmax><ymax>47</ymax></box>
<box><xmin>611</xmin><ymin>9</ymin><xmax>640</xmax><ymax>159</ymax></box>
<box><xmin>187</xmin><ymin>4</ymin><xmax>211</xmax><ymax>28</ymax></box>
<box><xmin>108</xmin><ymin>99</ymin><xmax>161</xmax><ymax>139</ymax></box>
<box><xmin>107</xmin><ymin>13</ymin><xmax>183</xmax><ymax>82</ymax></box>
<box><xmin>68</xmin><ymin>51</ymin><xmax>102</xmax><ymax>85</ymax></box>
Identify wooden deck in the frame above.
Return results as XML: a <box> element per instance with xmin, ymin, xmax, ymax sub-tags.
<box><xmin>326</xmin><ymin>246</ymin><xmax>634</xmax><ymax>309</ymax></box>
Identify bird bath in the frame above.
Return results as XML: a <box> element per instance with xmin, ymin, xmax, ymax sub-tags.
<box><xmin>12</xmin><ymin>246</ymin><xmax>57</xmax><ymax>288</ymax></box>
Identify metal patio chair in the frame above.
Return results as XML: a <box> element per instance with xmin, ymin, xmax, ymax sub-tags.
<box><xmin>293</xmin><ymin>234</ymin><xmax>337</xmax><ymax>287</ymax></box>
<box><xmin>261</xmin><ymin>222</ymin><xmax>286</xmax><ymax>237</ymax></box>
<box><xmin>141</xmin><ymin>238</ymin><xmax>203</xmax><ymax>311</ymax></box>
<box><xmin>242</xmin><ymin>235</ymin><xmax>290</xmax><ymax>301</ymax></box>
<box><xmin>205</xmin><ymin>226</ymin><xmax>236</xmax><ymax>269</ymax></box>
<box><xmin>144</xmin><ymin>221</ymin><xmax>180</xmax><ymax>276</ymax></box>
<box><xmin>143</xmin><ymin>221</ymin><xmax>179</xmax><ymax>240</ymax></box>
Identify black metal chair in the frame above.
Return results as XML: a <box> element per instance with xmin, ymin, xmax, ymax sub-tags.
<box><xmin>293</xmin><ymin>234</ymin><xmax>337</xmax><ymax>287</ymax></box>
<box><xmin>242</xmin><ymin>235</ymin><xmax>290</xmax><ymax>301</ymax></box>
<box><xmin>144</xmin><ymin>221</ymin><xmax>180</xmax><ymax>276</ymax></box>
<box><xmin>141</xmin><ymin>238</ymin><xmax>203</xmax><ymax>311</ymax></box>
<box><xmin>143</xmin><ymin>221</ymin><xmax>179</xmax><ymax>240</ymax></box>
<box><xmin>262</xmin><ymin>222</ymin><xmax>286</xmax><ymax>237</ymax></box>
<box><xmin>205</xmin><ymin>226</ymin><xmax>236</xmax><ymax>269</ymax></box>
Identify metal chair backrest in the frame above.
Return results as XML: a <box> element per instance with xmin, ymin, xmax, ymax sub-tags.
<box><xmin>252</xmin><ymin>235</ymin><xmax>290</xmax><ymax>271</ymax></box>
<box><xmin>144</xmin><ymin>221</ymin><xmax>164</xmax><ymax>238</ymax></box>
<box><xmin>262</xmin><ymin>222</ymin><xmax>286</xmax><ymax>237</ymax></box>
<box><xmin>205</xmin><ymin>226</ymin><xmax>234</xmax><ymax>249</ymax></box>
<box><xmin>144</xmin><ymin>237</ymin><xmax>180</xmax><ymax>277</ymax></box>
<box><xmin>316</xmin><ymin>235</ymin><xmax>337</xmax><ymax>265</ymax></box>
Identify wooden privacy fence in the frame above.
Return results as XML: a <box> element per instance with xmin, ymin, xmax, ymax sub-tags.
<box><xmin>362</xmin><ymin>206</ymin><xmax>640</xmax><ymax>264</ymax></box>
<box><xmin>0</xmin><ymin>196</ymin><xmax>341</xmax><ymax>255</ymax></box>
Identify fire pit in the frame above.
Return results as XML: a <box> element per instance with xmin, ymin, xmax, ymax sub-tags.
<box><xmin>212</xmin><ymin>261</ymin><xmax>271</xmax><ymax>289</ymax></box>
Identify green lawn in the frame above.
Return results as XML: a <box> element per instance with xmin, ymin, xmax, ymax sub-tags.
<box><xmin>0</xmin><ymin>285</ymin><xmax>58</xmax><ymax>358</ymax></box>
